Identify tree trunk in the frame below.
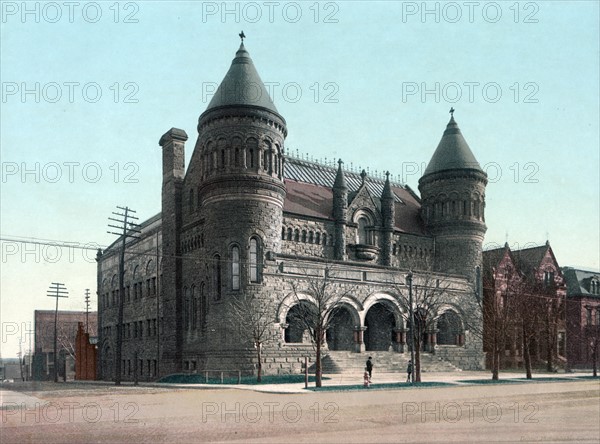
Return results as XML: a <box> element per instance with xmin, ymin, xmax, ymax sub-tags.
<box><xmin>545</xmin><ymin>316</ymin><xmax>554</xmax><ymax>372</ymax></box>
<box><xmin>315</xmin><ymin>329</ymin><xmax>323</xmax><ymax>387</ymax></box>
<box><xmin>523</xmin><ymin>324</ymin><xmax>532</xmax><ymax>379</ymax></box>
<box><xmin>492</xmin><ymin>342</ymin><xmax>499</xmax><ymax>380</ymax></box>
<box><xmin>256</xmin><ymin>342</ymin><xmax>262</xmax><ymax>383</ymax></box>
<box><xmin>592</xmin><ymin>343</ymin><xmax>598</xmax><ymax>378</ymax></box>
<box><xmin>415</xmin><ymin>340</ymin><xmax>422</xmax><ymax>383</ymax></box>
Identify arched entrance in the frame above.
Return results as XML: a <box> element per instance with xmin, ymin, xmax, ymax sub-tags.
<box><xmin>284</xmin><ymin>302</ymin><xmax>315</xmax><ymax>344</ymax></box>
<box><xmin>365</xmin><ymin>303</ymin><xmax>395</xmax><ymax>351</ymax></box>
<box><xmin>326</xmin><ymin>306</ymin><xmax>355</xmax><ymax>351</ymax></box>
<box><xmin>437</xmin><ymin>311</ymin><xmax>463</xmax><ymax>345</ymax></box>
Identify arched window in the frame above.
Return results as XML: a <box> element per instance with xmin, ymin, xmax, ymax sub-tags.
<box><xmin>191</xmin><ymin>286</ymin><xmax>197</xmax><ymax>330</ymax></box>
<box><xmin>213</xmin><ymin>254</ymin><xmax>222</xmax><ymax>300</ymax></box>
<box><xmin>199</xmin><ymin>283</ymin><xmax>207</xmax><ymax>331</ymax></box>
<box><xmin>294</xmin><ymin>229</ymin><xmax>299</xmax><ymax>242</ymax></box>
<box><xmin>231</xmin><ymin>246</ymin><xmax>240</xmax><ymax>291</ymax></box>
<box><xmin>357</xmin><ymin>217</ymin><xmax>369</xmax><ymax>244</ymax></box>
<box><xmin>183</xmin><ymin>287</ymin><xmax>189</xmax><ymax>330</ymax></box>
<box><xmin>287</xmin><ymin>227</ymin><xmax>292</xmax><ymax>241</ymax></box>
<box><xmin>301</xmin><ymin>230</ymin><xmax>307</xmax><ymax>243</ymax></box>
<box><xmin>249</xmin><ymin>237</ymin><xmax>261</xmax><ymax>283</ymax></box>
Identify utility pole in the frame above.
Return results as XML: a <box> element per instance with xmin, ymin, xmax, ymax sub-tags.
<box><xmin>108</xmin><ymin>206</ymin><xmax>140</xmax><ymax>385</ymax></box>
<box><xmin>84</xmin><ymin>289</ymin><xmax>91</xmax><ymax>334</ymax></box>
<box><xmin>47</xmin><ymin>282</ymin><xmax>68</xmax><ymax>383</ymax></box>
<box><xmin>406</xmin><ymin>272</ymin><xmax>415</xmax><ymax>384</ymax></box>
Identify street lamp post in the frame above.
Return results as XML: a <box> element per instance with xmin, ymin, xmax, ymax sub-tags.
<box><xmin>406</xmin><ymin>272</ymin><xmax>415</xmax><ymax>384</ymax></box>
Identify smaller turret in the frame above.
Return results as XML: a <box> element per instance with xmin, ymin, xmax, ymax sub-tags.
<box><xmin>333</xmin><ymin>159</ymin><xmax>348</xmax><ymax>260</ymax></box>
<box><xmin>380</xmin><ymin>172</ymin><xmax>395</xmax><ymax>266</ymax></box>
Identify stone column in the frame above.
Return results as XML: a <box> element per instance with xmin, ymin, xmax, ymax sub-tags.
<box><xmin>354</xmin><ymin>326</ymin><xmax>367</xmax><ymax>353</ymax></box>
<box><xmin>394</xmin><ymin>328</ymin><xmax>406</xmax><ymax>353</ymax></box>
<box><xmin>279</xmin><ymin>323</ymin><xmax>288</xmax><ymax>344</ymax></box>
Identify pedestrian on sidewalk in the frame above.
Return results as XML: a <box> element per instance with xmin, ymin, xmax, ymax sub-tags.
<box><xmin>366</xmin><ymin>356</ymin><xmax>373</xmax><ymax>380</ymax></box>
<box><xmin>363</xmin><ymin>367</ymin><xmax>371</xmax><ymax>388</ymax></box>
<box><xmin>406</xmin><ymin>360</ymin><xmax>413</xmax><ymax>383</ymax></box>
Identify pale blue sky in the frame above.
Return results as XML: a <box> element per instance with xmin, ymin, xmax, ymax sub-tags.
<box><xmin>1</xmin><ymin>1</ymin><xmax>598</xmax><ymax>357</ymax></box>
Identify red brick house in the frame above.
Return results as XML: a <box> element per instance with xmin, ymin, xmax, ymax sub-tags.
<box><xmin>483</xmin><ymin>242</ymin><xmax>566</xmax><ymax>371</ymax></box>
<box><xmin>562</xmin><ymin>267</ymin><xmax>600</xmax><ymax>370</ymax></box>
<box><xmin>75</xmin><ymin>322</ymin><xmax>98</xmax><ymax>380</ymax></box>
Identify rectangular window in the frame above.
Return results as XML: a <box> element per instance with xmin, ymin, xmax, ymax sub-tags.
<box><xmin>586</xmin><ymin>308</ymin><xmax>592</xmax><ymax>326</ymax></box>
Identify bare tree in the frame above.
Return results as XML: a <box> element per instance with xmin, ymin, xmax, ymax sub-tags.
<box><xmin>587</xmin><ymin>323</ymin><xmax>600</xmax><ymax>377</ymax></box>
<box><xmin>388</xmin><ymin>270</ymin><xmax>452</xmax><ymax>382</ymax></box>
<box><xmin>288</xmin><ymin>263</ymin><xmax>356</xmax><ymax>388</ymax></box>
<box><xmin>57</xmin><ymin>324</ymin><xmax>76</xmax><ymax>361</ymax></box>
<box><xmin>478</xmin><ymin>267</ymin><xmax>522</xmax><ymax>380</ymax></box>
<box><xmin>227</xmin><ymin>294</ymin><xmax>276</xmax><ymax>382</ymax></box>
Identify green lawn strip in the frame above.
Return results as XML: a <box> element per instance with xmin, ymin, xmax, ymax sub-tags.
<box><xmin>157</xmin><ymin>374</ymin><xmax>328</xmax><ymax>385</ymax></box>
<box><xmin>459</xmin><ymin>379</ymin><xmax>525</xmax><ymax>384</ymax></box>
<box><xmin>305</xmin><ymin>382</ymin><xmax>454</xmax><ymax>392</ymax></box>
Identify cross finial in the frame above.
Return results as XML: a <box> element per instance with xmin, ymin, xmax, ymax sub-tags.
<box><xmin>239</xmin><ymin>31</ymin><xmax>246</xmax><ymax>42</ymax></box>
<box><xmin>449</xmin><ymin>107</ymin><xmax>455</xmax><ymax>117</ymax></box>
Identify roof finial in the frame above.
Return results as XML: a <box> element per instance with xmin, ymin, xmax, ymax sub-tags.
<box><xmin>449</xmin><ymin>107</ymin><xmax>455</xmax><ymax>117</ymax></box>
<box><xmin>360</xmin><ymin>169</ymin><xmax>367</xmax><ymax>184</ymax></box>
<box><xmin>239</xmin><ymin>31</ymin><xmax>246</xmax><ymax>43</ymax></box>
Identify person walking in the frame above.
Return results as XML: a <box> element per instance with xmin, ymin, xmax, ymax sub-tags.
<box><xmin>406</xmin><ymin>360</ymin><xmax>413</xmax><ymax>383</ymax></box>
<box><xmin>366</xmin><ymin>356</ymin><xmax>373</xmax><ymax>380</ymax></box>
<box><xmin>363</xmin><ymin>367</ymin><xmax>371</xmax><ymax>388</ymax></box>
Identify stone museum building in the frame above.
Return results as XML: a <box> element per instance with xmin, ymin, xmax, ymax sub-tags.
<box><xmin>96</xmin><ymin>41</ymin><xmax>489</xmax><ymax>380</ymax></box>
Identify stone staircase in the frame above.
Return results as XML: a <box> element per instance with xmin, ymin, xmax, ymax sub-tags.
<box><xmin>315</xmin><ymin>350</ymin><xmax>461</xmax><ymax>374</ymax></box>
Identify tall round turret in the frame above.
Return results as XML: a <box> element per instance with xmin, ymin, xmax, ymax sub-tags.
<box><xmin>418</xmin><ymin>115</ymin><xmax>487</xmax><ymax>282</ymax></box>
<box><xmin>195</xmin><ymin>43</ymin><xmax>287</xmax><ymax>265</ymax></box>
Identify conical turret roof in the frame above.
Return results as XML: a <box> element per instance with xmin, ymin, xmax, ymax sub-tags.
<box><xmin>205</xmin><ymin>43</ymin><xmax>279</xmax><ymax>115</ymax></box>
<box><xmin>423</xmin><ymin>116</ymin><xmax>483</xmax><ymax>176</ymax></box>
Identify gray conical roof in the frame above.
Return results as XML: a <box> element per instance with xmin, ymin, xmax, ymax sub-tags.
<box><xmin>423</xmin><ymin>116</ymin><xmax>483</xmax><ymax>176</ymax></box>
<box><xmin>205</xmin><ymin>43</ymin><xmax>279</xmax><ymax>114</ymax></box>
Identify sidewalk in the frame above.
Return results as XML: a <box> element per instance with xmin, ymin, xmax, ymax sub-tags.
<box><xmin>143</xmin><ymin>370</ymin><xmax>595</xmax><ymax>394</ymax></box>
<box><xmin>2</xmin><ymin>371</ymin><xmax>594</xmax><ymax>396</ymax></box>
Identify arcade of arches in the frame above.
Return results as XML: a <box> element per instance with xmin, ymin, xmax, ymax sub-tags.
<box><xmin>283</xmin><ymin>300</ymin><xmax>466</xmax><ymax>352</ymax></box>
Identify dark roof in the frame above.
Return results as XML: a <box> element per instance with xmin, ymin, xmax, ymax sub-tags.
<box><xmin>283</xmin><ymin>157</ymin><xmax>425</xmax><ymax>235</ymax></box>
<box><xmin>562</xmin><ymin>267</ymin><xmax>600</xmax><ymax>298</ymax></box>
<box><xmin>423</xmin><ymin>116</ymin><xmax>483</xmax><ymax>176</ymax></box>
<box><xmin>482</xmin><ymin>244</ymin><xmax>512</xmax><ymax>282</ymax></box>
<box><xmin>512</xmin><ymin>244</ymin><xmax>550</xmax><ymax>275</ymax></box>
<box><xmin>204</xmin><ymin>43</ymin><xmax>280</xmax><ymax>116</ymax></box>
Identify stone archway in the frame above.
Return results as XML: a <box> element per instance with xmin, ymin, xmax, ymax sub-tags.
<box><xmin>437</xmin><ymin>311</ymin><xmax>463</xmax><ymax>345</ymax></box>
<box><xmin>326</xmin><ymin>306</ymin><xmax>355</xmax><ymax>351</ymax></box>
<box><xmin>284</xmin><ymin>302</ymin><xmax>314</xmax><ymax>344</ymax></box>
<box><xmin>364</xmin><ymin>303</ymin><xmax>395</xmax><ymax>351</ymax></box>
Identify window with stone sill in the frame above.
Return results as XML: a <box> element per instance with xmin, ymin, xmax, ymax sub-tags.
<box><xmin>249</xmin><ymin>237</ymin><xmax>262</xmax><ymax>283</ymax></box>
<box><xmin>544</xmin><ymin>271</ymin><xmax>555</xmax><ymax>287</ymax></box>
<box><xmin>213</xmin><ymin>254</ymin><xmax>222</xmax><ymax>301</ymax></box>
<box><xmin>231</xmin><ymin>245</ymin><xmax>240</xmax><ymax>291</ymax></box>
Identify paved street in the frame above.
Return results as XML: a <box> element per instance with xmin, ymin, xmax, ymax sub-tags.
<box><xmin>1</xmin><ymin>375</ymin><xmax>599</xmax><ymax>443</ymax></box>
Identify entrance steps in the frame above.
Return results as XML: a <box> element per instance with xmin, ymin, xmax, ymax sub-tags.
<box><xmin>318</xmin><ymin>350</ymin><xmax>461</xmax><ymax>374</ymax></box>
